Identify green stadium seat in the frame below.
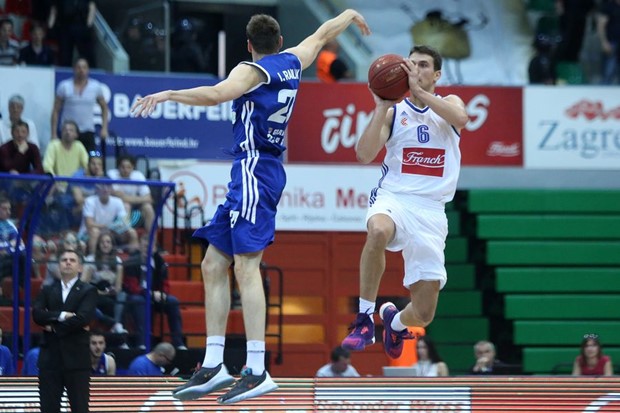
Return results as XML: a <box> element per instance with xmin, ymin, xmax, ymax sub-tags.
<box><xmin>435</xmin><ymin>344</ymin><xmax>475</xmax><ymax>374</ymax></box>
<box><xmin>523</xmin><ymin>347</ymin><xmax>620</xmax><ymax>374</ymax></box>
<box><xmin>505</xmin><ymin>295</ymin><xmax>620</xmax><ymax>319</ymax></box>
<box><xmin>496</xmin><ymin>268</ymin><xmax>620</xmax><ymax>293</ymax></box>
<box><xmin>446</xmin><ymin>264</ymin><xmax>476</xmax><ymax>290</ymax></box>
<box><xmin>445</xmin><ymin>237</ymin><xmax>468</xmax><ymax>263</ymax></box>
<box><xmin>514</xmin><ymin>321</ymin><xmax>620</xmax><ymax>345</ymax></box>
<box><xmin>487</xmin><ymin>241</ymin><xmax>620</xmax><ymax>265</ymax></box>
<box><xmin>446</xmin><ymin>210</ymin><xmax>461</xmax><ymax>237</ymax></box>
<box><xmin>426</xmin><ymin>317</ymin><xmax>489</xmax><ymax>344</ymax></box>
<box><xmin>435</xmin><ymin>291</ymin><xmax>482</xmax><ymax>317</ymax></box>
<box><xmin>468</xmin><ymin>190</ymin><xmax>620</xmax><ymax>213</ymax></box>
<box><xmin>556</xmin><ymin>61</ymin><xmax>584</xmax><ymax>85</ymax></box>
<box><xmin>527</xmin><ymin>0</ymin><xmax>556</xmax><ymax>13</ymax></box>
<box><xmin>477</xmin><ymin>215</ymin><xmax>620</xmax><ymax>239</ymax></box>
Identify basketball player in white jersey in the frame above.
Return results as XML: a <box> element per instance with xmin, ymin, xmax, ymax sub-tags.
<box><xmin>342</xmin><ymin>45</ymin><xmax>469</xmax><ymax>360</ymax></box>
<box><xmin>132</xmin><ymin>9</ymin><xmax>370</xmax><ymax>404</ymax></box>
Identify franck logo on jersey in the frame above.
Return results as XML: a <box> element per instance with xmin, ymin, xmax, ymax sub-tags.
<box><xmin>402</xmin><ymin>148</ymin><xmax>445</xmax><ymax>176</ymax></box>
<box><xmin>524</xmin><ymin>86</ymin><xmax>620</xmax><ymax>169</ymax></box>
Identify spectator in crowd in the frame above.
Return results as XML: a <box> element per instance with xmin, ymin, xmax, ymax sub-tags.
<box><xmin>33</xmin><ymin>248</ymin><xmax>97</xmax><ymax>413</ymax></box>
<box><xmin>108</xmin><ymin>154</ymin><xmax>155</xmax><ymax>231</ymax></box>
<box><xmin>316</xmin><ymin>346</ymin><xmax>360</xmax><ymax>377</ymax></box>
<box><xmin>316</xmin><ymin>40</ymin><xmax>352</xmax><ymax>82</ymax></box>
<box><xmin>0</xmin><ymin>94</ymin><xmax>40</xmax><ymax>147</ymax></box>
<box><xmin>82</xmin><ymin>231</ymin><xmax>128</xmax><ymax>336</ymax></box>
<box><xmin>71</xmin><ymin>150</ymin><xmax>106</xmax><ymax>217</ymax></box>
<box><xmin>47</xmin><ymin>0</ymin><xmax>96</xmax><ymax>67</ymax></box>
<box><xmin>597</xmin><ymin>0</ymin><xmax>620</xmax><ymax>84</ymax></box>
<box><xmin>22</xmin><ymin>346</ymin><xmax>40</xmax><ymax>375</ymax></box>
<box><xmin>0</xmin><ymin>120</ymin><xmax>44</xmax><ymax>175</ymax></box>
<box><xmin>411</xmin><ymin>336</ymin><xmax>449</xmax><ymax>377</ymax></box>
<box><xmin>90</xmin><ymin>331</ymin><xmax>116</xmax><ymax>375</ymax></box>
<box><xmin>121</xmin><ymin>17</ymin><xmax>151</xmax><ymax>71</ymax></box>
<box><xmin>43</xmin><ymin>120</ymin><xmax>89</xmax><ymax>177</ymax></box>
<box><xmin>77</xmin><ymin>182</ymin><xmax>139</xmax><ymax>254</ymax></box>
<box><xmin>0</xmin><ymin>196</ymin><xmax>26</xmax><ymax>297</ymax></box>
<box><xmin>470</xmin><ymin>340</ymin><xmax>511</xmax><ymax>375</ymax></box>
<box><xmin>529</xmin><ymin>34</ymin><xmax>556</xmax><ymax>84</ymax></box>
<box><xmin>127</xmin><ymin>342</ymin><xmax>175</xmax><ymax>376</ymax></box>
<box><xmin>0</xmin><ymin>17</ymin><xmax>20</xmax><ymax>65</ymax></box>
<box><xmin>0</xmin><ymin>327</ymin><xmax>15</xmax><ymax>375</ymax></box>
<box><xmin>572</xmin><ymin>333</ymin><xmax>614</xmax><ymax>376</ymax></box>
<box><xmin>124</xmin><ymin>234</ymin><xmax>187</xmax><ymax>350</ymax></box>
<box><xmin>555</xmin><ymin>0</ymin><xmax>595</xmax><ymax>63</ymax></box>
<box><xmin>19</xmin><ymin>22</ymin><xmax>55</xmax><ymax>66</ymax></box>
<box><xmin>51</xmin><ymin>58</ymin><xmax>109</xmax><ymax>152</ymax></box>
<box><xmin>171</xmin><ymin>18</ymin><xmax>208</xmax><ymax>73</ymax></box>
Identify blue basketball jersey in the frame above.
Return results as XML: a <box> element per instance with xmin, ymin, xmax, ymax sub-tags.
<box><xmin>193</xmin><ymin>52</ymin><xmax>301</xmax><ymax>256</ymax></box>
<box><xmin>231</xmin><ymin>52</ymin><xmax>302</xmax><ymax>156</ymax></box>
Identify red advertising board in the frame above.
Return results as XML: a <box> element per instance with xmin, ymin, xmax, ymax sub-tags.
<box><xmin>287</xmin><ymin>82</ymin><xmax>523</xmax><ymax>166</ymax></box>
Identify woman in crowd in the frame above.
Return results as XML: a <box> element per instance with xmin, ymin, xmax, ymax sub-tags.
<box><xmin>411</xmin><ymin>336</ymin><xmax>449</xmax><ymax>377</ymax></box>
<box><xmin>572</xmin><ymin>334</ymin><xmax>614</xmax><ymax>376</ymax></box>
<box><xmin>82</xmin><ymin>231</ymin><xmax>128</xmax><ymax>335</ymax></box>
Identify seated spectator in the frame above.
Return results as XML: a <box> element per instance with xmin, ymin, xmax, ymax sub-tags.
<box><xmin>572</xmin><ymin>333</ymin><xmax>614</xmax><ymax>376</ymax></box>
<box><xmin>77</xmin><ymin>182</ymin><xmax>139</xmax><ymax>255</ymax></box>
<box><xmin>90</xmin><ymin>331</ymin><xmax>116</xmax><ymax>375</ymax></box>
<box><xmin>127</xmin><ymin>342</ymin><xmax>175</xmax><ymax>376</ymax></box>
<box><xmin>411</xmin><ymin>336</ymin><xmax>449</xmax><ymax>377</ymax></box>
<box><xmin>72</xmin><ymin>151</ymin><xmax>106</xmax><ymax>209</ymax></box>
<box><xmin>22</xmin><ymin>346</ymin><xmax>40</xmax><ymax>375</ymax></box>
<box><xmin>0</xmin><ymin>17</ymin><xmax>20</xmax><ymax>65</ymax></box>
<box><xmin>82</xmin><ymin>232</ymin><xmax>128</xmax><ymax>335</ymax></box>
<box><xmin>0</xmin><ymin>327</ymin><xmax>15</xmax><ymax>375</ymax></box>
<box><xmin>108</xmin><ymin>155</ymin><xmax>155</xmax><ymax>231</ymax></box>
<box><xmin>316</xmin><ymin>346</ymin><xmax>360</xmax><ymax>378</ymax></box>
<box><xmin>124</xmin><ymin>234</ymin><xmax>186</xmax><ymax>350</ymax></box>
<box><xmin>19</xmin><ymin>23</ymin><xmax>55</xmax><ymax>66</ymax></box>
<box><xmin>0</xmin><ymin>196</ymin><xmax>27</xmax><ymax>297</ymax></box>
<box><xmin>43</xmin><ymin>120</ymin><xmax>89</xmax><ymax>177</ymax></box>
<box><xmin>0</xmin><ymin>120</ymin><xmax>44</xmax><ymax>175</ymax></box>
<box><xmin>470</xmin><ymin>340</ymin><xmax>511</xmax><ymax>375</ymax></box>
<box><xmin>0</xmin><ymin>94</ymin><xmax>40</xmax><ymax>147</ymax></box>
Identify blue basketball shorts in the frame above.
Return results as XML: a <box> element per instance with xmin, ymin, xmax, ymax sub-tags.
<box><xmin>193</xmin><ymin>154</ymin><xmax>286</xmax><ymax>256</ymax></box>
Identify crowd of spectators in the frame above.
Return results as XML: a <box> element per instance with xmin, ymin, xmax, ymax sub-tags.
<box><xmin>528</xmin><ymin>0</ymin><xmax>620</xmax><ymax>85</ymax></box>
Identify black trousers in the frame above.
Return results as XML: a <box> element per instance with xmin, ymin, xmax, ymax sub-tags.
<box><xmin>39</xmin><ymin>368</ymin><xmax>90</xmax><ymax>413</ymax></box>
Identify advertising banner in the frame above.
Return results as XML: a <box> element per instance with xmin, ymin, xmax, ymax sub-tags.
<box><xmin>1</xmin><ymin>377</ymin><xmax>619</xmax><ymax>412</ymax></box>
<box><xmin>287</xmin><ymin>83</ymin><xmax>523</xmax><ymax>166</ymax></box>
<box><xmin>54</xmin><ymin>70</ymin><xmax>233</xmax><ymax>160</ymax></box>
<box><xmin>524</xmin><ymin>86</ymin><xmax>620</xmax><ymax>169</ymax></box>
<box><xmin>159</xmin><ymin>161</ymin><xmax>379</xmax><ymax>231</ymax></box>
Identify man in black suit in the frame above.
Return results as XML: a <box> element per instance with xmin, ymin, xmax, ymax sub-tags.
<box><xmin>33</xmin><ymin>249</ymin><xmax>97</xmax><ymax>413</ymax></box>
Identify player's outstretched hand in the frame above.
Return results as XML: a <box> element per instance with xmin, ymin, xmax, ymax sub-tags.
<box><xmin>131</xmin><ymin>90</ymin><xmax>171</xmax><ymax>118</ymax></box>
<box><xmin>348</xmin><ymin>9</ymin><xmax>371</xmax><ymax>36</ymax></box>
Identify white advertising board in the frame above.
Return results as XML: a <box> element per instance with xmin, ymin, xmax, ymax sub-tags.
<box><xmin>524</xmin><ymin>86</ymin><xmax>620</xmax><ymax>169</ymax></box>
<box><xmin>159</xmin><ymin>161</ymin><xmax>381</xmax><ymax>231</ymax></box>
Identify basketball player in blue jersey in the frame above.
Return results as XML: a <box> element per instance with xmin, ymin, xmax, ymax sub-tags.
<box><xmin>341</xmin><ymin>46</ymin><xmax>469</xmax><ymax>360</ymax></box>
<box><xmin>89</xmin><ymin>331</ymin><xmax>116</xmax><ymax>376</ymax></box>
<box><xmin>131</xmin><ymin>9</ymin><xmax>370</xmax><ymax>404</ymax></box>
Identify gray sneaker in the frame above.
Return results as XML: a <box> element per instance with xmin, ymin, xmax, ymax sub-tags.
<box><xmin>217</xmin><ymin>367</ymin><xmax>278</xmax><ymax>404</ymax></box>
<box><xmin>172</xmin><ymin>364</ymin><xmax>235</xmax><ymax>401</ymax></box>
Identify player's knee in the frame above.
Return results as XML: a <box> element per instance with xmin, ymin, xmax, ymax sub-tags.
<box><xmin>415</xmin><ymin>307</ymin><xmax>436</xmax><ymax>327</ymax></box>
<box><xmin>366</xmin><ymin>224</ymin><xmax>392</xmax><ymax>247</ymax></box>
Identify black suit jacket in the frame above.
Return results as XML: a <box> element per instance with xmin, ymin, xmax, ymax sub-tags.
<box><xmin>33</xmin><ymin>278</ymin><xmax>97</xmax><ymax>371</ymax></box>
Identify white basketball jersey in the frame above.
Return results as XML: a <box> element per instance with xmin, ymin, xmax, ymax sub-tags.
<box><xmin>378</xmin><ymin>97</ymin><xmax>461</xmax><ymax>204</ymax></box>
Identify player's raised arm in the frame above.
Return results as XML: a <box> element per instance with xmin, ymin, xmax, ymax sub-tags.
<box><xmin>285</xmin><ymin>9</ymin><xmax>370</xmax><ymax>70</ymax></box>
<box><xmin>130</xmin><ymin>63</ymin><xmax>264</xmax><ymax>118</ymax></box>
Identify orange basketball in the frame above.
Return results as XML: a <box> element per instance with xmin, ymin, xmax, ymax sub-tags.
<box><xmin>368</xmin><ymin>54</ymin><xmax>409</xmax><ymax>100</ymax></box>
